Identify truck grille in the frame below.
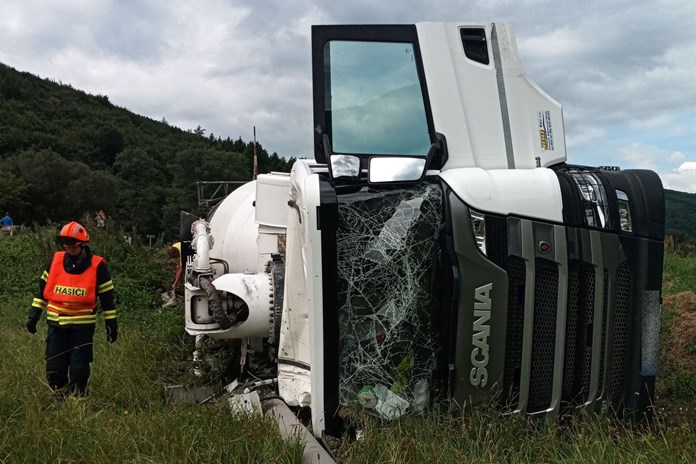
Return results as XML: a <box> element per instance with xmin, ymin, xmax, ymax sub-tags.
<box><xmin>527</xmin><ymin>258</ymin><xmax>559</xmax><ymax>412</ymax></box>
<box><xmin>503</xmin><ymin>256</ymin><xmax>525</xmax><ymax>406</ymax></box>
<box><xmin>481</xmin><ymin>216</ymin><xmax>634</xmax><ymax>417</ymax></box>
<box><xmin>563</xmin><ymin>261</ymin><xmax>581</xmax><ymax>403</ymax></box>
<box><xmin>561</xmin><ymin>262</ymin><xmax>596</xmax><ymax>406</ymax></box>
<box><xmin>610</xmin><ymin>263</ymin><xmax>631</xmax><ymax>407</ymax></box>
<box><xmin>598</xmin><ymin>270</ymin><xmax>609</xmax><ymax>399</ymax></box>
<box><xmin>484</xmin><ymin>215</ymin><xmax>508</xmax><ymax>270</ymax></box>
<box><xmin>578</xmin><ymin>263</ymin><xmax>596</xmax><ymax>403</ymax></box>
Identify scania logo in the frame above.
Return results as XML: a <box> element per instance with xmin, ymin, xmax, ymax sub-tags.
<box><xmin>538</xmin><ymin>241</ymin><xmax>551</xmax><ymax>254</ymax></box>
<box><xmin>470</xmin><ymin>283</ymin><xmax>492</xmax><ymax>387</ymax></box>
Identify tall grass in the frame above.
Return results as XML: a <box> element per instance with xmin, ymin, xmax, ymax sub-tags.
<box><xmin>1</xmin><ymin>230</ymin><xmax>694</xmax><ymax>463</ymax></box>
<box><xmin>663</xmin><ymin>253</ymin><xmax>696</xmax><ymax>295</ymax></box>
<box><xmin>336</xmin><ymin>407</ymin><xmax>696</xmax><ymax>463</ymax></box>
<box><xmin>659</xmin><ymin>253</ymin><xmax>696</xmax><ymax>402</ymax></box>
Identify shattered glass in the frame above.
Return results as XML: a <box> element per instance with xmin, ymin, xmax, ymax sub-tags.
<box><xmin>336</xmin><ymin>182</ymin><xmax>443</xmax><ymax>418</ymax></box>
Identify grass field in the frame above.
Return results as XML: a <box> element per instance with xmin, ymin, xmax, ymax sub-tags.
<box><xmin>1</xmin><ymin>229</ymin><xmax>694</xmax><ymax>463</ymax></box>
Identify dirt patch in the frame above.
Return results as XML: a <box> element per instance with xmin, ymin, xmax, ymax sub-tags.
<box><xmin>661</xmin><ymin>291</ymin><xmax>696</xmax><ymax>372</ymax></box>
<box><xmin>664</xmin><ymin>291</ymin><xmax>696</xmax><ymax>313</ymax></box>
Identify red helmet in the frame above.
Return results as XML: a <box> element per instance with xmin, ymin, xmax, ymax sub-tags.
<box><xmin>57</xmin><ymin>221</ymin><xmax>90</xmax><ymax>244</ymax></box>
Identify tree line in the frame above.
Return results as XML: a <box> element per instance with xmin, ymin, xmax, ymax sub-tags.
<box><xmin>0</xmin><ymin>63</ymin><xmax>296</xmax><ymax>240</ymax></box>
<box><xmin>664</xmin><ymin>189</ymin><xmax>696</xmax><ymax>246</ymax></box>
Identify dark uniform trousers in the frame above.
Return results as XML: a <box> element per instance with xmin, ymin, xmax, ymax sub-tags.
<box><xmin>45</xmin><ymin>324</ymin><xmax>95</xmax><ymax>396</ymax></box>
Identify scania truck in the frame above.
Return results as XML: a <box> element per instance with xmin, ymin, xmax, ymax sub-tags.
<box><xmin>180</xmin><ymin>22</ymin><xmax>665</xmax><ymax>439</ymax></box>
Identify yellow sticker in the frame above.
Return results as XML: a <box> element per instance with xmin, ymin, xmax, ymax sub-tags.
<box><xmin>54</xmin><ymin>285</ymin><xmax>87</xmax><ymax>297</ymax></box>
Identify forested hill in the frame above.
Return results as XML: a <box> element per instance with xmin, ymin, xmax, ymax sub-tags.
<box><xmin>0</xmin><ymin>63</ymin><xmax>296</xmax><ymax>239</ymax></box>
<box><xmin>1</xmin><ymin>63</ymin><xmax>694</xmax><ymax>242</ymax></box>
<box><xmin>665</xmin><ymin>189</ymin><xmax>696</xmax><ymax>243</ymax></box>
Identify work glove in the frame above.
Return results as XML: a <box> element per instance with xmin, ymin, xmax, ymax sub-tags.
<box><xmin>26</xmin><ymin>307</ymin><xmax>42</xmax><ymax>334</ymax></box>
<box><xmin>26</xmin><ymin>317</ymin><xmax>39</xmax><ymax>334</ymax></box>
<box><xmin>105</xmin><ymin>319</ymin><xmax>118</xmax><ymax>343</ymax></box>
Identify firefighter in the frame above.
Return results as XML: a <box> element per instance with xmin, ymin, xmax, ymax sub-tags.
<box><xmin>26</xmin><ymin>221</ymin><xmax>118</xmax><ymax>398</ymax></box>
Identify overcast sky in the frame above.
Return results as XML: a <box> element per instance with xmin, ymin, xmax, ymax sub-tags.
<box><xmin>1</xmin><ymin>0</ymin><xmax>694</xmax><ymax>192</ymax></box>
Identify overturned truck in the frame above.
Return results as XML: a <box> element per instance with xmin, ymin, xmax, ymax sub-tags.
<box><xmin>181</xmin><ymin>22</ymin><xmax>665</xmax><ymax>439</ymax></box>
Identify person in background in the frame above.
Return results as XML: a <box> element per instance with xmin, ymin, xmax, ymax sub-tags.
<box><xmin>167</xmin><ymin>242</ymin><xmax>184</xmax><ymax>291</ymax></box>
<box><xmin>0</xmin><ymin>212</ymin><xmax>13</xmax><ymax>229</ymax></box>
<box><xmin>26</xmin><ymin>221</ymin><xmax>117</xmax><ymax>398</ymax></box>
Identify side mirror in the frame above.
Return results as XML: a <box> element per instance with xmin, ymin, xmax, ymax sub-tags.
<box><xmin>329</xmin><ymin>154</ymin><xmax>361</xmax><ymax>180</ymax></box>
<box><xmin>368</xmin><ymin>157</ymin><xmax>427</xmax><ymax>184</ymax></box>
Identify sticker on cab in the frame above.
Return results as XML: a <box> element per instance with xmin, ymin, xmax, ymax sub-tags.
<box><xmin>537</xmin><ymin>110</ymin><xmax>554</xmax><ymax>151</ymax></box>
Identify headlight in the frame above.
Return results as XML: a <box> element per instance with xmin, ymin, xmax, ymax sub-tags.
<box><xmin>616</xmin><ymin>189</ymin><xmax>632</xmax><ymax>233</ymax></box>
<box><xmin>569</xmin><ymin>170</ymin><xmax>611</xmax><ymax>229</ymax></box>
<box><xmin>469</xmin><ymin>208</ymin><xmax>486</xmax><ymax>255</ymax></box>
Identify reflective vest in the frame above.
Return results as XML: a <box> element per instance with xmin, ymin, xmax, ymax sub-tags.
<box><xmin>44</xmin><ymin>252</ymin><xmax>104</xmax><ymax>325</ymax></box>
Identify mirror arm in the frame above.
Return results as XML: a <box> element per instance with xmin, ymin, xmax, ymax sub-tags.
<box><xmin>426</xmin><ymin>132</ymin><xmax>448</xmax><ymax>170</ymax></box>
<box><xmin>424</xmin><ymin>141</ymin><xmax>440</xmax><ymax>173</ymax></box>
